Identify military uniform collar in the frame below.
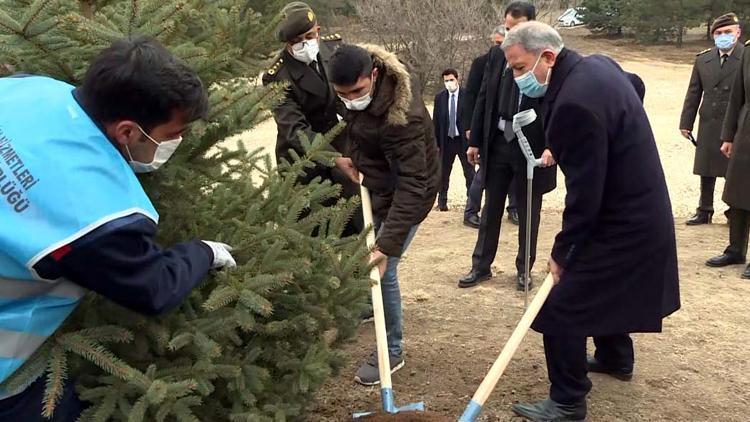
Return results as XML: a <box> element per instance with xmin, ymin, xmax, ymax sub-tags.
<box><xmin>282</xmin><ymin>49</ymin><xmax>328</xmax><ymax>98</ymax></box>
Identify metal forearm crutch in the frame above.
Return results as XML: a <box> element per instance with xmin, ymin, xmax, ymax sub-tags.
<box><xmin>512</xmin><ymin>109</ymin><xmax>543</xmax><ymax>309</ymax></box>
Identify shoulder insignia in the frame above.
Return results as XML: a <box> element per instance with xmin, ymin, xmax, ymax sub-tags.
<box><xmin>745</xmin><ymin>39</ymin><xmax>750</xmax><ymax>46</ymax></box>
<box><xmin>266</xmin><ymin>57</ymin><xmax>284</xmax><ymax>77</ymax></box>
<box><xmin>321</xmin><ymin>33</ymin><xmax>342</xmax><ymax>42</ymax></box>
<box><xmin>696</xmin><ymin>48</ymin><xmax>712</xmax><ymax>56</ymax></box>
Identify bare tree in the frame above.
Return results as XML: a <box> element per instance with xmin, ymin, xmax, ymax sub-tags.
<box><xmin>353</xmin><ymin>0</ymin><xmax>498</xmax><ymax>94</ymax></box>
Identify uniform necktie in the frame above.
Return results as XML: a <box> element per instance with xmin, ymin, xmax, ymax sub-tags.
<box><xmin>721</xmin><ymin>54</ymin><xmax>729</xmax><ymax>67</ymax></box>
<box><xmin>449</xmin><ymin>93</ymin><xmax>459</xmax><ymax>138</ymax></box>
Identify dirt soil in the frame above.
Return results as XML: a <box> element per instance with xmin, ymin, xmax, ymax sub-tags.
<box><xmin>235</xmin><ymin>30</ymin><xmax>750</xmax><ymax>421</ymax></box>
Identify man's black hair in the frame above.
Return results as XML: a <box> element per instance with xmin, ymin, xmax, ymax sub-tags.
<box><xmin>79</xmin><ymin>36</ymin><xmax>208</xmax><ymax>131</ymax></box>
<box><xmin>441</xmin><ymin>68</ymin><xmax>459</xmax><ymax>79</ymax></box>
<box><xmin>505</xmin><ymin>1</ymin><xmax>536</xmax><ymax>21</ymax></box>
<box><xmin>329</xmin><ymin>44</ymin><xmax>374</xmax><ymax>86</ymax></box>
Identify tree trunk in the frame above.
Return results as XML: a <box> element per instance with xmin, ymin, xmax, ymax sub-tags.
<box><xmin>79</xmin><ymin>0</ymin><xmax>94</xmax><ymax>19</ymax></box>
<box><xmin>677</xmin><ymin>24</ymin><xmax>684</xmax><ymax>48</ymax></box>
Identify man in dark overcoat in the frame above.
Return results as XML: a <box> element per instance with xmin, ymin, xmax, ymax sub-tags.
<box><xmin>460</xmin><ymin>1</ymin><xmax>557</xmax><ymax>291</ymax></box>
<box><xmin>462</xmin><ymin>26</ymin><xmax>519</xmax><ymax>227</ymax></box>
<box><xmin>709</xmin><ymin>36</ymin><xmax>750</xmax><ymax>279</ymax></box>
<box><xmin>680</xmin><ymin>13</ymin><xmax>744</xmax><ymax>225</ymax></box>
<box><xmin>502</xmin><ymin>22</ymin><xmax>681</xmax><ymax>421</ymax></box>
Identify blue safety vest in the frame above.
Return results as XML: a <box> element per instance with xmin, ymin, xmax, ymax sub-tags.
<box><xmin>0</xmin><ymin>76</ymin><xmax>158</xmax><ymax>388</ymax></box>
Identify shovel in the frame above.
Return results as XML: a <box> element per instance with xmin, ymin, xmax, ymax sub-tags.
<box><xmin>458</xmin><ymin>273</ymin><xmax>554</xmax><ymax>421</ymax></box>
<box><xmin>353</xmin><ymin>180</ymin><xmax>425</xmax><ymax>419</ymax></box>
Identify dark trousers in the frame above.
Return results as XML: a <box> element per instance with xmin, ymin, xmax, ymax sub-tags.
<box><xmin>544</xmin><ymin>334</ymin><xmax>634</xmax><ymax>405</ymax></box>
<box><xmin>463</xmin><ymin>167</ymin><xmax>517</xmax><ymax>220</ymax></box>
<box><xmin>725</xmin><ymin>207</ymin><xmax>750</xmax><ymax>258</ymax></box>
<box><xmin>698</xmin><ymin>176</ymin><xmax>717</xmax><ymax>212</ymax></box>
<box><xmin>507</xmin><ymin>185</ymin><xmax>518</xmax><ymax>213</ymax></box>
<box><xmin>438</xmin><ymin>137</ymin><xmax>475</xmax><ymax>207</ymax></box>
<box><xmin>471</xmin><ymin>135</ymin><xmax>543</xmax><ymax>274</ymax></box>
<box><xmin>0</xmin><ymin>375</ymin><xmax>83</xmax><ymax>421</ymax></box>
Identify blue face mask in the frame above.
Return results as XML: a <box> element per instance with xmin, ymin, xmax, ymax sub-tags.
<box><xmin>715</xmin><ymin>33</ymin><xmax>736</xmax><ymax>50</ymax></box>
<box><xmin>514</xmin><ymin>52</ymin><xmax>551</xmax><ymax>98</ymax></box>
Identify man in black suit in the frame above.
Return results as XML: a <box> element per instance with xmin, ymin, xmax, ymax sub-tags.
<box><xmin>463</xmin><ymin>26</ymin><xmax>520</xmax><ymax>227</ymax></box>
<box><xmin>433</xmin><ymin>69</ymin><xmax>475</xmax><ymax>217</ymax></box>
<box><xmin>503</xmin><ymin>22</ymin><xmax>680</xmax><ymax>421</ymax></box>
<box><xmin>459</xmin><ymin>1</ymin><xmax>557</xmax><ymax>291</ymax></box>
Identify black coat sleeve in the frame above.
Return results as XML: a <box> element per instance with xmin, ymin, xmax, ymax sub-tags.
<box><xmin>462</xmin><ymin>55</ymin><xmax>485</xmax><ymax>130</ymax></box>
<box><xmin>548</xmin><ymin>103</ymin><xmax>608</xmax><ymax>269</ymax></box>
<box><xmin>33</xmin><ymin>214</ymin><xmax>214</xmax><ymax>316</ymax></box>
<box><xmin>722</xmin><ymin>52</ymin><xmax>746</xmax><ymax>142</ymax></box>
<box><xmin>469</xmin><ymin>52</ymin><xmax>493</xmax><ymax>149</ymax></box>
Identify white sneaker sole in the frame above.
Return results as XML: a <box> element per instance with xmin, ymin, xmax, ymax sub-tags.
<box><xmin>354</xmin><ymin>360</ymin><xmax>406</xmax><ymax>386</ymax></box>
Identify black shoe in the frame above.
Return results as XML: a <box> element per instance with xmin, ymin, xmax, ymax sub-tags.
<box><xmin>512</xmin><ymin>398</ymin><xmax>587</xmax><ymax>422</ymax></box>
<box><xmin>743</xmin><ymin>265</ymin><xmax>750</xmax><ymax>280</ymax></box>
<box><xmin>706</xmin><ymin>253</ymin><xmax>746</xmax><ymax>267</ymax></box>
<box><xmin>458</xmin><ymin>270</ymin><xmax>492</xmax><ymax>288</ymax></box>
<box><xmin>360</xmin><ymin>308</ymin><xmax>374</xmax><ymax>324</ymax></box>
<box><xmin>517</xmin><ymin>273</ymin><xmax>534</xmax><ymax>291</ymax></box>
<box><xmin>437</xmin><ymin>204</ymin><xmax>448</xmax><ymax>212</ymax></box>
<box><xmin>463</xmin><ymin>215</ymin><xmax>480</xmax><ymax>228</ymax></box>
<box><xmin>686</xmin><ymin>210</ymin><xmax>713</xmax><ymax>225</ymax></box>
<box><xmin>586</xmin><ymin>356</ymin><xmax>633</xmax><ymax>381</ymax></box>
<box><xmin>508</xmin><ymin>209</ymin><xmax>519</xmax><ymax>225</ymax></box>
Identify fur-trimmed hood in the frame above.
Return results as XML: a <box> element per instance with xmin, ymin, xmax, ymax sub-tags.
<box><xmin>357</xmin><ymin>43</ymin><xmax>412</xmax><ymax>126</ymax></box>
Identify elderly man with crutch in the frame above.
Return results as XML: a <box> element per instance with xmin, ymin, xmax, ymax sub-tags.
<box><xmin>461</xmin><ymin>22</ymin><xmax>681</xmax><ymax>422</ymax></box>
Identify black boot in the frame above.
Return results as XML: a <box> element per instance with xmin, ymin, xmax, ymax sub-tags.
<box><xmin>686</xmin><ymin>210</ymin><xmax>713</xmax><ymax>226</ymax></box>
<box><xmin>706</xmin><ymin>253</ymin><xmax>746</xmax><ymax>267</ymax></box>
<box><xmin>586</xmin><ymin>356</ymin><xmax>633</xmax><ymax>381</ymax></box>
<box><xmin>458</xmin><ymin>269</ymin><xmax>492</xmax><ymax>288</ymax></box>
<box><xmin>517</xmin><ymin>273</ymin><xmax>534</xmax><ymax>291</ymax></box>
<box><xmin>512</xmin><ymin>398</ymin><xmax>587</xmax><ymax>422</ymax></box>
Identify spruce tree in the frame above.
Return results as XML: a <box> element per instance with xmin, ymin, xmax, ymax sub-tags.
<box><xmin>0</xmin><ymin>0</ymin><xmax>370</xmax><ymax>420</ymax></box>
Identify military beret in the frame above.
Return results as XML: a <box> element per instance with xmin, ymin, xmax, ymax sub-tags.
<box><xmin>711</xmin><ymin>12</ymin><xmax>740</xmax><ymax>34</ymax></box>
<box><xmin>276</xmin><ymin>2</ymin><xmax>317</xmax><ymax>42</ymax></box>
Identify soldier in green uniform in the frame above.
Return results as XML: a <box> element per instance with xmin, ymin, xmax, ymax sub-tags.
<box><xmin>680</xmin><ymin>13</ymin><xmax>744</xmax><ymax>225</ymax></box>
<box><xmin>708</xmin><ymin>29</ymin><xmax>750</xmax><ymax>279</ymax></box>
<box><xmin>262</xmin><ymin>1</ymin><xmax>361</xmax><ymax>234</ymax></box>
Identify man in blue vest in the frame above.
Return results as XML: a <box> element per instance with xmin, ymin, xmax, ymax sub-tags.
<box><xmin>0</xmin><ymin>36</ymin><xmax>235</xmax><ymax>421</ymax></box>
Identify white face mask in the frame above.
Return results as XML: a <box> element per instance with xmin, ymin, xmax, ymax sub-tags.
<box><xmin>444</xmin><ymin>80</ymin><xmax>458</xmax><ymax>92</ymax></box>
<box><xmin>340</xmin><ymin>92</ymin><xmax>372</xmax><ymax>111</ymax></box>
<box><xmin>290</xmin><ymin>38</ymin><xmax>319</xmax><ymax>64</ymax></box>
<box><xmin>126</xmin><ymin>125</ymin><xmax>182</xmax><ymax>173</ymax></box>
<box><xmin>339</xmin><ymin>75</ymin><xmax>376</xmax><ymax>111</ymax></box>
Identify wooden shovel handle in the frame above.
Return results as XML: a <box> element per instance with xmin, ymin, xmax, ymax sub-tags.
<box><xmin>470</xmin><ymin>273</ymin><xmax>554</xmax><ymax>405</ymax></box>
<box><xmin>359</xmin><ymin>180</ymin><xmax>393</xmax><ymax>390</ymax></box>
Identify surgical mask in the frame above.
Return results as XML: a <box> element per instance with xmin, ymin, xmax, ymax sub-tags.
<box><xmin>339</xmin><ymin>76</ymin><xmax>376</xmax><ymax>111</ymax></box>
<box><xmin>514</xmin><ymin>52</ymin><xmax>551</xmax><ymax>98</ymax></box>
<box><xmin>715</xmin><ymin>33</ymin><xmax>736</xmax><ymax>51</ymax></box>
<box><xmin>290</xmin><ymin>38</ymin><xmax>319</xmax><ymax>64</ymax></box>
<box><xmin>444</xmin><ymin>80</ymin><xmax>458</xmax><ymax>92</ymax></box>
<box><xmin>126</xmin><ymin>125</ymin><xmax>182</xmax><ymax>173</ymax></box>
<box><xmin>340</xmin><ymin>92</ymin><xmax>372</xmax><ymax>111</ymax></box>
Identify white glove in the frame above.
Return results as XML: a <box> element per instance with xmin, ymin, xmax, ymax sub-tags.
<box><xmin>202</xmin><ymin>241</ymin><xmax>237</xmax><ymax>269</ymax></box>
